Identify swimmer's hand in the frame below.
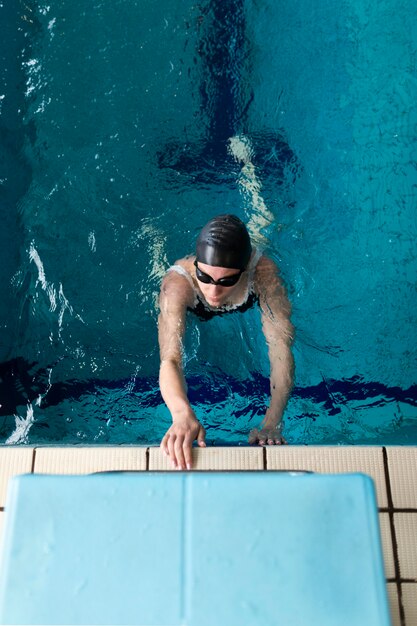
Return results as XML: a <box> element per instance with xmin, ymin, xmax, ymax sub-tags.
<box><xmin>249</xmin><ymin>419</ymin><xmax>287</xmax><ymax>446</ymax></box>
<box><xmin>161</xmin><ymin>413</ymin><xmax>206</xmax><ymax>470</ymax></box>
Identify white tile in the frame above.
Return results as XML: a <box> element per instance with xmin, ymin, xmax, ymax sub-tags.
<box><xmin>34</xmin><ymin>447</ymin><xmax>147</xmax><ymax>474</ymax></box>
<box><xmin>149</xmin><ymin>446</ymin><xmax>263</xmax><ymax>471</ymax></box>
<box><xmin>387</xmin><ymin>448</ymin><xmax>417</xmax><ymax>509</ymax></box>
<box><xmin>402</xmin><ymin>583</ymin><xmax>417</xmax><ymax>626</ymax></box>
<box><xmin>387</xmin><ymin>583</ymin><xmax>401</xmax><ymax>626</ymax></box>
<box><xmin>394</xmin><ymin>514</ymin><xmax>417</xmax><ymax>580</ymax></box>
<box><xmin>379</xmin><ymin>513</ymin><xmax>395</xmax><ymax>579</ymax></box>
<box><xmin>0</xmin><ymin>447</ymin><xmax>34</xmax><ymax>507</ymax></box>
<box><xmin>266</xmin><ymin>446</ymin><xmax>387</xmax><ymax>507</ymax></box>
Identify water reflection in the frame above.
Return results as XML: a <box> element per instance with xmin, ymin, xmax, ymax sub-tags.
<box><xmin>158</xmin><ymin>0</ymin><xmax>298</xmax><ymax>191</ymax></box>
<box><xmin>0</xmin><ymin>0</ymin><xmax>416</xmax><ymax>444</ymax></box>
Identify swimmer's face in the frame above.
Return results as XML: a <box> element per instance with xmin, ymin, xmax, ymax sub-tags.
<box><xmin>195</xmin><ymin>261</ymin><xmax>243</xmax><ymax>307</ymax></box>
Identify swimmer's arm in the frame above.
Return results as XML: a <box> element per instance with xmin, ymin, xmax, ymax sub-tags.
<box><xmin>158</xmin><ymin>276</ymin><xmax>191</xmax><ymax>411</ymax></box>
<box><xmin>158</xmin><ymin>275</ymin><xmax>206</xmax><ymax>468</ymax></box>
<box><xmin>252</xmin><ymin>257</ymin><xmax>294</xmax><ymax>443</ymax></box>
<box><xmin>158</xmin><ymin>313</ymin><xmax>189</xmax><ymax>417</ymax></box>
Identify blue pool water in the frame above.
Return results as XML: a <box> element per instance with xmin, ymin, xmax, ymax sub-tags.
<box><xmin>1</xmin><ymin>0</ymin><xmax>416</xmax><ymax>445</ymax></box>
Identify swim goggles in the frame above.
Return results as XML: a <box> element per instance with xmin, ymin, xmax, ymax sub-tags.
<box><xmin>194</xmin><ymin>259</ymin><xmax>244</xmax><ymax>287</ymax></box>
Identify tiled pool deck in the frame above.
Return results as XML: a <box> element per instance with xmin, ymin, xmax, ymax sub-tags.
<box><xmin>0</xmin><ymin>445</ymin><xmax>416</xmax><ymax>625</ymax></box>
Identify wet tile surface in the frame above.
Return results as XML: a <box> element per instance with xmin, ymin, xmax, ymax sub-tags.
<box><xmin>34</xmin><ymin>446</ymin><xmax>147</xmax><ymax>474</ymax></box>
<box><xmin>387</xmin><ymin>583</ymin><xmax>401</xmax><ymax>626</ymax></box>
<box><xmin>394</xmin><ymin>514</ymin><xmax>417</xmax><ymax>580</ymax></box>
<box><xmin>266</xmin><ymin>446</ymin><xmax>387</xmax><ymax>507</ymax></box>
<box><xmin>387</xmin><ymin>448</ymin><xmax>417</xmax><ymax>509</ymax></box>
<box><xmin>379</xmin><ymin>513</ymin><xmax>395</xmax><ymax>579</ymax></box>
<box><xmin>0</xmin><ymin>448</ymin><xmax>34</xmax><ymax>507</ymax></box>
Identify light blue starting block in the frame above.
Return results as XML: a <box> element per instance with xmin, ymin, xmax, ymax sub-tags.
<box><xmin>0</xmin><ymin>471</ymin><xmax>390</xmax><ymax>625</ymax></box>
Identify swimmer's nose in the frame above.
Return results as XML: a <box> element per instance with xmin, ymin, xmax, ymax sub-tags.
<box><xmin>209</xmin><ymin>285</ymin><xmax>224</xmax><ymax>296</ymax></box>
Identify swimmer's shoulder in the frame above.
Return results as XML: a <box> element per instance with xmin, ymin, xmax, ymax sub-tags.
<box><xmin>254</xmin><ymin>253</ymin><xmax>278</xmax><ymax>271</ymax></box>
<box><xmin>160</xmin><ymin>255</ymin><xmax>196</xmax><ymax>310</ymax></box>
<box><xmin>253</xmin><ymin>254</ymin><xmax>283</xmax><ymax>292</ymax></box>
<box><xmin>254</xmin><ymin>253</ymin><xmax>279</xmax><ymax>276</ymax></box>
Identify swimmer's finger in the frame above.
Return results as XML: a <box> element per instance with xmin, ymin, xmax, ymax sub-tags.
<box><xmin>174</xmin><ymin>436</ymin><xmax>186</xmax><ymax>470</ymax></box>
<box><xmin>197</xmin><ymin>424</ymin><xmax>206</xmax><ymax>447</ymax></box>
<box><xmin>167</xmin><ymin>435</ymin><xmax>177</xmax><ymax>469</ymax></box>
<box><xmin>160</xmin><ymin>433</ymin><xmax>169</xmax><ymax>456</ymax></box>
<box><xmin>267</xmin><ymin>438</ymin><xmax>274</xmax><ymax>445</ymax></box>
<box><xmin>275</xmin><ymin>437</ymin><xmax>287</xmax><ymax>445</ymax></box>
<box><xmin>258</xmin><ymin>439</ymin><xmax>266</xmax><ymax>446</ymax></box>
<box><xmin>183</xmin><ymin>435</ymin><xmax>194</xmax><ymax>470</ymax></box>
<box><xmin>248</xmin><ymin>429</ymin><xmax>258</xmax><ymax>445</ymax></box>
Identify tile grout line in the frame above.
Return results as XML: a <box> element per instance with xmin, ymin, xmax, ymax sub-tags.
<box><xmin>399</xmin><ymin>578</ymin><xmax>417</xmax><ymax>583</ymax></box>
<box><xmin>145</xmin><ymin>448</ymin><xmax>150</xmax><ymax>471</ymax></box>
<box><xmin>262</xmin><ymin>446</ymin><xmax>267</xmax><ymax>470</ymax></box>
<box><xmin>382</xmin><ymin>447</ymin><xmax>406</xmax><ymax>626</ymax></box>
<box><xmin>379</xmin><ymin>508</ymin><xmax>417</xmax><ymax>513</ymax></box>
<box><xmin>31</xmin><ymin>448</ymin><xmax>37</xmax><ymax>473</ymax></box>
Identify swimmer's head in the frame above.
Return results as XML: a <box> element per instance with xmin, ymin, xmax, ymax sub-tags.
<box><xmin>195</xmin><ymin>214</ymin><xmax>252</xmax><ymax>269</ymax></box>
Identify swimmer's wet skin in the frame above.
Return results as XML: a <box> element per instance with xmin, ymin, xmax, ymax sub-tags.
<box><xmin>158</xmin><ymin>215</ymin><xmax>294</xmax><ymax>469</ymax></box>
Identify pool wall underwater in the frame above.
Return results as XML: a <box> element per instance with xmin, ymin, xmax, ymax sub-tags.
<box><xmin>0</xmin><ymin>0</ymin><xmax>416</xmax><ymax>445</ymax></box>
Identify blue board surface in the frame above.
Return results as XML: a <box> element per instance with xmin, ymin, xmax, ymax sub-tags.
<box><xmin>0</xmin><ymin>472</ymin><xmax>391</xmax><ymax>625</ymax></box>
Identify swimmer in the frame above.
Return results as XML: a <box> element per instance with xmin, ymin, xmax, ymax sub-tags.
<box><xmin>158</xmin><ymin>214</ymin><xmax>294</xmax><ymax>469</ymax></box>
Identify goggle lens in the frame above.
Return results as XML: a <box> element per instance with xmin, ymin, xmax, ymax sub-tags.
<box><xmin>194</xmin><ymin>260</ymin><xmax>243</xmax><ymax>287</ymax></box>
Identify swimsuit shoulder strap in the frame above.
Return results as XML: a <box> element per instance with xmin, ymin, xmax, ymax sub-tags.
<box><xmin>167</xmin><ymin>264</ymin><xmax>195</xmax><ymax>288</ymax></box>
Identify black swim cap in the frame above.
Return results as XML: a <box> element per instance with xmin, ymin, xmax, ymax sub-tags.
<box><xmin>195</xmin><ymin>214</ymin><xmax>252</xmax><ymax>269</ymax></box>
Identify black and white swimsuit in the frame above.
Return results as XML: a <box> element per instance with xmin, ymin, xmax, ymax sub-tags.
<box><xmin>167</xmin><ymin>250</ymin><xmax>262</xmax><ymax>321</ymax></box>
